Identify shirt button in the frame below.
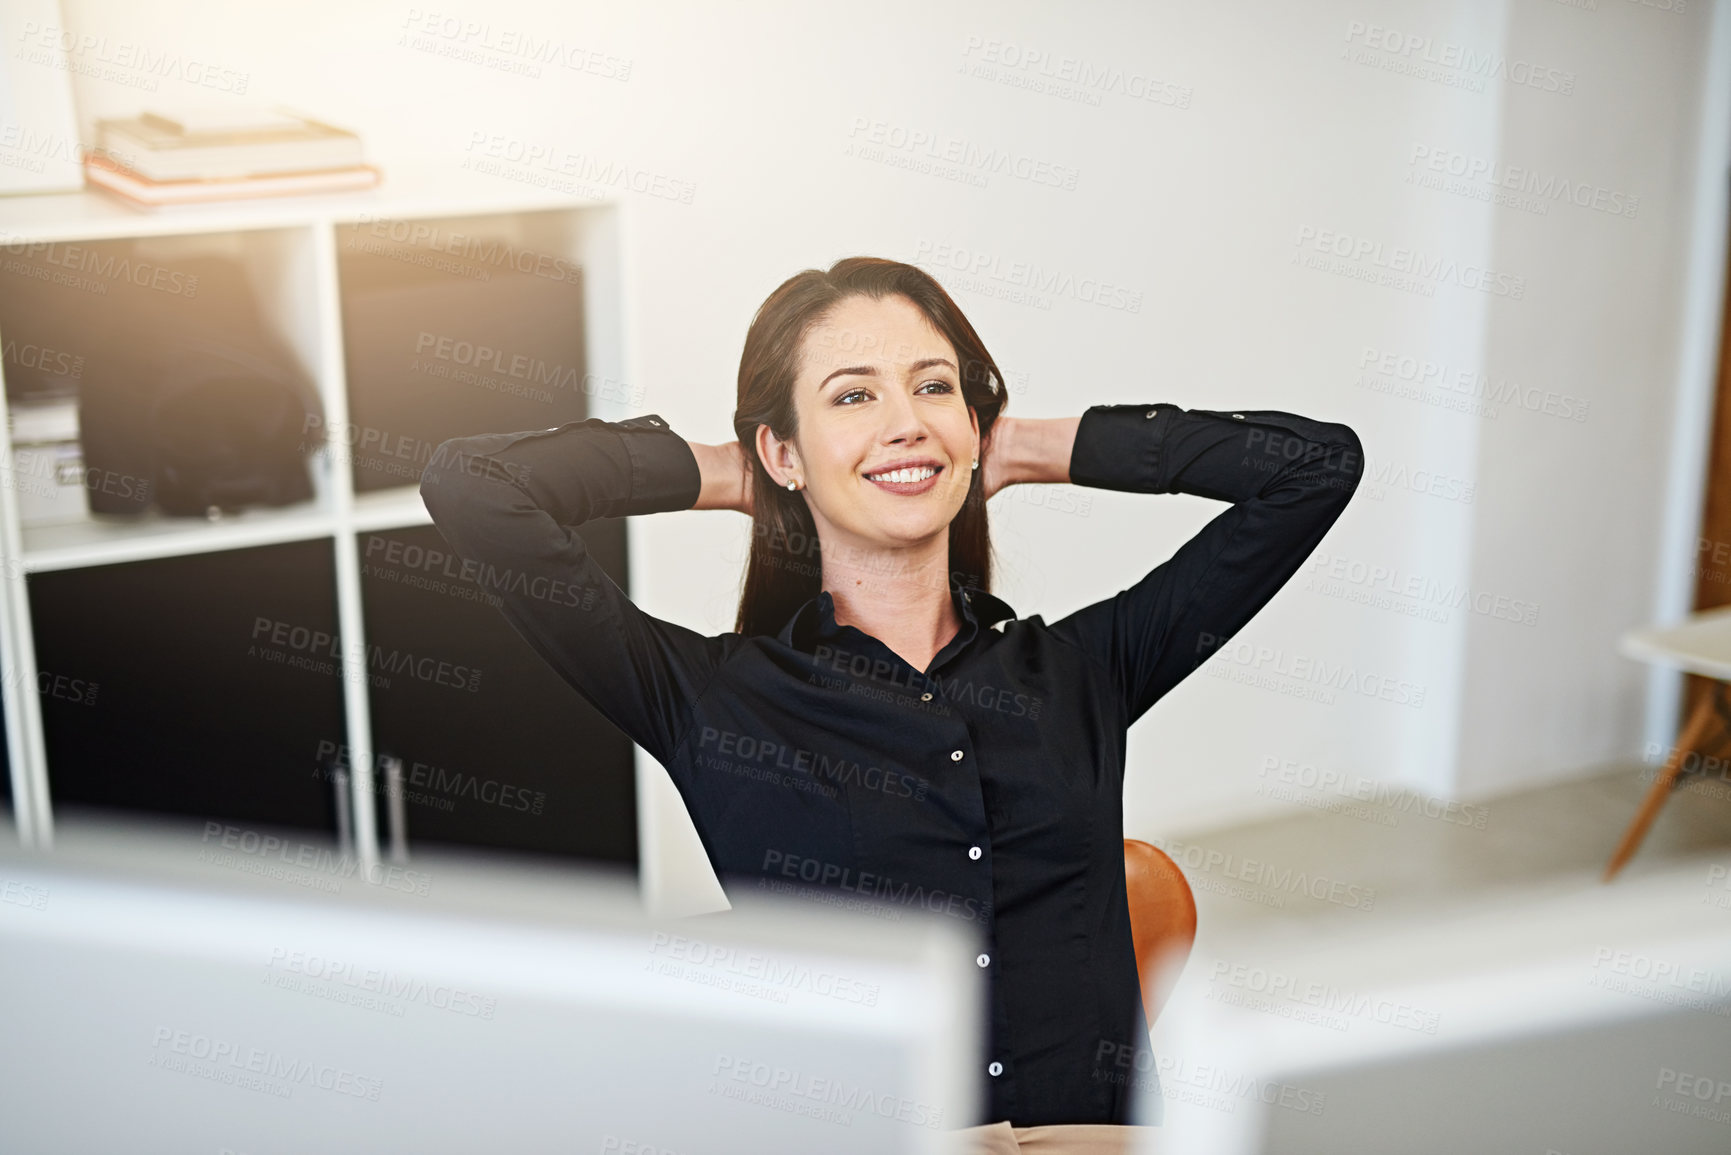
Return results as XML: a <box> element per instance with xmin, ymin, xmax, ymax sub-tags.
<box><xmin>988</xmin><ymin>1061</ymin><xmax>1004</xmax><ymax>1077</ymax></box>
<box><xmin>976</xmin><ymin>953</ymin><xmax>990</xmax><ymax>967</ymax></box>
<box><xmin>968</xmin><ymin>846</ymin><xmax>982</xmax><ymax>860</ymax></box>
<box><xmin>1231</xmin><ymin>413</ymin><xmax>1245</xmax><ymax>419</ymax></box>
<box><xmin>1145</xmin><ymin>409</ymin><xmax>1157</xmax><ymax>419</ymax></box>
<box><xmin>951</xmin><ymin>750</ymin><xmax>964</xmax><ymax>761</ymax></box>
<box><xmin>921</xmin><ymin>692</ymin><xmax>933</xmax><ymax>701</ymax></box>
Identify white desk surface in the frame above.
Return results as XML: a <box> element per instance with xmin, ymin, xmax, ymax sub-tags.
<box><xmin>1620</xmin><ymin>603</ymin><xmax>1731</xmax><ymax>681</ymax></box>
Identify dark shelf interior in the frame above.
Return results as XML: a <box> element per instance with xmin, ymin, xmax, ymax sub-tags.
<box><xmin>30</xmin><ymin>538</ymin><xmax>346</xmax><ymax>832</ymax></box>
<box><xmin>336</xmin><ymin>213</ymin><xmax>590</xmax><ymax>495</ymax></box>
<box><xmin>358</xmin><ymin>523</ymin><xmax>638</xmax><ymax>868</ymax></box>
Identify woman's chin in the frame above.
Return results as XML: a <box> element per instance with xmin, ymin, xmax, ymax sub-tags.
<box><xmin>872</xmin><ymin>523</ymin><xmax>957</xmax><ymax>552</ymax></box>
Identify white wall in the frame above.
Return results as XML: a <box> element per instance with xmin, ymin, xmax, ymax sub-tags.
<box><xmin>47</xmin><ymin>0</ymin><xmax>1726</xmax><ymax>908</ymax></box>
<box><xmin>1453</xmin><ymin>0</ymin><xmax>1724</xmax><ymax>799</ymax></box>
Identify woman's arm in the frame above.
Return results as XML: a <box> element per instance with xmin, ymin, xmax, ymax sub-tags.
<box><xmin>420</xmin><ymin>415</ymin><xmax>733</xmax><ymax>766</ymax></box>
<box><xmin>981</xmin><ymin>415</ymin><xmax>1082</xmax><ymax>494</ymax></box>
<box><xmin>1045</xmin><ymin>404</ymin><xmax>1363</xmax><ymax>726</ymax></box>
<box><xmin>688</xmin><ymin>439</ymin><xmax>753</xmax><ymax>513</ymax></box>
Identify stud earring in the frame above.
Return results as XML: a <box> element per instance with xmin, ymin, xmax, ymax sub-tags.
<box><xmin>786</xmin><ymin>480</ymin><xmax>798</xmax><ymax>491</ymax></box>
<box><xmin>972</xmin><ymin>459</ymin><xmax>979</xmax><ymax>470</ymax></box>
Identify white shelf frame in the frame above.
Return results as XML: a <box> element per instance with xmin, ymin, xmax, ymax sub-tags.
<box><xmin>0</xmin><ymin>169</ymin><xmax>621</xmax><ymax>873</ymax></box>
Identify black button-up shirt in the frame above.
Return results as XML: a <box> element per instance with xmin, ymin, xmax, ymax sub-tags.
<box><xmin>420</xmin><ymin>402</ymin><xmax>1363</xmax><ymax>1127</ymax></box>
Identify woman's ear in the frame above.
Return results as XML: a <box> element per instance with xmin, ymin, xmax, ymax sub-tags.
<box><xmin>755</xmin><ymin>422</ymin><xmax>800</xmax><ymax>489</ymax></box>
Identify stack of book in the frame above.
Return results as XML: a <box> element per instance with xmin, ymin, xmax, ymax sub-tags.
<box><xmin>8</xmin><ymin>391</ymin><xmax>85</xmax><ymax>526</ymax></box>
<box><xmin>85</xmin><ymin>107</ymin><xmax>380</xmax><ymax>207</ymax></box>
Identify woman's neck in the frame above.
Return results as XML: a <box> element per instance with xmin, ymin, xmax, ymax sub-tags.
<box><xmin>822</xmin><ymin>540</ymin><xmax>960</xmax><ymax>674</ymax></box>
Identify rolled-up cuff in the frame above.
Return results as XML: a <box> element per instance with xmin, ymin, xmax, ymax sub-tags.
<box><xmin>616</xmin><ymin>413</ymin><xmax>703</xmax><ymax>515</ymax></box>
<box><xmin>1067</xmin><ymin>403</ymin><xmax>1178</xmax><ymax>493</ymax></box>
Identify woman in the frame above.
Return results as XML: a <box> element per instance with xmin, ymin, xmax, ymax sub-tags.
<box><xmin>420</xmin><ymin>257</ymin><xmax>1363</xmax><ymax>1149</ymax></box>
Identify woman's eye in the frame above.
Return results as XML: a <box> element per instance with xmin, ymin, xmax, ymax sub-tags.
<box><xmin>836</xmin><ymin>381</ymin><xmax>951</xmax><ymax>404</ymax></box>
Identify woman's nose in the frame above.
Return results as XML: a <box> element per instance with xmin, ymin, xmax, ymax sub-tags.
<box><xmin>878</xmin><ymin>390</ymin><xmax>926</xmax><ymax>443</ymax></box>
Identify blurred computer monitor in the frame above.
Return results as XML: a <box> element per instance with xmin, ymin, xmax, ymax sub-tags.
<box><xmin>0</xmin><ymin>846</ymin><xmax>983</xmax><ymax>1154</ymax></box>
<box><xmin>1142</xmin><ymin>859</ymin><xmax>1731</xmax><ymax>1155</ymax></box>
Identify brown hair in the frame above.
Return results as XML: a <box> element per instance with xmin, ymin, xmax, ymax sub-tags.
<box><xmin>731</xmin><ymin>257</ymin><xmax>1006</xmax><ymax>638</ymax></box>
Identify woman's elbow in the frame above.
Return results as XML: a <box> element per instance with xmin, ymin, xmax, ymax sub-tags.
<box><xmin>1325</xmin><ymin>423</ymin><xmax>1365</xmax><ymax>501</ymax></box>
<box><xmin>419</xmin><ymin>438</ymin><xmax>488</xmax><ymax>527</ymax></box>
<box><xmin>1331</xmin><ymin>423</ymin><xmax>1364</xmax><ymax>478</ymax></box>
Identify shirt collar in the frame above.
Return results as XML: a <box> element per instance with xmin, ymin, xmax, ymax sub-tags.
<box><xmin>774</xmin><ymin>574</ymin><xmax>1017</xmax><ymax>653</ymax></box>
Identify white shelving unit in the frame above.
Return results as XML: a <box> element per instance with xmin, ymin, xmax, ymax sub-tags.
<box><xmin>0</xmin><ymin>165</ymin><xmax>630</xmax><ymax>874</ymax></box>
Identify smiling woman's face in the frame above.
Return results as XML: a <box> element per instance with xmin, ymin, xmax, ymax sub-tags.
<box><xmin>759</xmin><ymin>292</ymin><xmax>980</xmax><ymax>558</ymax></box>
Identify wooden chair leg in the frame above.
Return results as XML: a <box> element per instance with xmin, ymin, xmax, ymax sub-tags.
<box><xmin>1604</xmin><ymin>692</ymin><xmax>1725</xmax><ymax>882</ymax></box>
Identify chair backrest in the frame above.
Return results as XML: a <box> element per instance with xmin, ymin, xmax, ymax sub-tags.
<box><xmin>1123</xmin><ymin>838</ymin><xmax>1198</xmax><ymax>1026</ymax></box>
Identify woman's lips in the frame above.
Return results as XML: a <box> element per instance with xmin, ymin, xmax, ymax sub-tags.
<box><xmin>864</xmin><ymin>465</ymin><xmax>943</xmax><ymax>495</ymax></box>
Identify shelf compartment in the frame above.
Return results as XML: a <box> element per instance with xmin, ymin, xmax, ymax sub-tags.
<box><xmin>20</xmin><ymin>496</ymin><xmax>337</xmax><ymax>573</ymax></box>
<box><xmin>336</xmin><ymin>207</ymin><xmax>594</xmax><ymax>496</ymax></box>
<box><xmin>30</xmin><ymin>538</ymin><xmax>347</xmax><ymax>831</ymax></box>
<box><xmin>0</xmin><ymin>225</ymin><xmax>336</xmax><ymax>573</ymax></box>
<box><xmin>355</xmin><ymin>524</ymin><xmax>636</xmax><ymax>866</ymax></box>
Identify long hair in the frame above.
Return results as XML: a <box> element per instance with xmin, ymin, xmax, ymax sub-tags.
<box><xmin>732</xmin><ymin>257</ymin><xmax>1007</xmax><ymax>638</ymax></box>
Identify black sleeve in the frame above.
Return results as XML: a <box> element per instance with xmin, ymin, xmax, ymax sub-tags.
<box><xmin>418</xmin><ymin>413</ymin><xmax>731</xmax><ymax>767</ymax></box>
<box><xmin>1047</xmin><ymin>403</ymin><xmax>1363</xmax><ymax>726</ymax></box>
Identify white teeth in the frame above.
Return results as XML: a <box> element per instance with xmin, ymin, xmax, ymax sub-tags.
<box><xmin>868</xmin><ymin>466</ymin><xmax>937</xmax><ymax>484</ymax></box>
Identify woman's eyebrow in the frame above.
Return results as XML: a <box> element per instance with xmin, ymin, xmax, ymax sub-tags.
<box><xmin>817</xmin><ymin>357</ymin><xmax>958</xmax><ymax>390</ymax></box>
<box><xmin>819</xmin><ymin>364</ymin><xmax>876</xmax><ymax>389</ymax></box>
<box><xmin>909</xmin><ymin>357</ymin><xmax>958</xmax><ymax>374</ymax></box>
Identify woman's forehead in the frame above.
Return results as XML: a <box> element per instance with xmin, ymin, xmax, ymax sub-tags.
<box><xmin>800</xmin><ymin>297</ymin><xmax>955</xmax><ymax>375</ymax></box>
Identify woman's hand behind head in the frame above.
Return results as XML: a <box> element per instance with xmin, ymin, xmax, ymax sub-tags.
<box><xmin>689</xmin><ymin>439</ymin><xmax>756</xmax><ymax>515</ymax></box>
<box><xmin>733</xmin><ymin>440</ymin><xmax>755</xmax><ymax>518</ymax></box>
<box><xmin>978</xmin><ymin>416</ymin><xmax>1015</xmax><ymax>503</ymax></box>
